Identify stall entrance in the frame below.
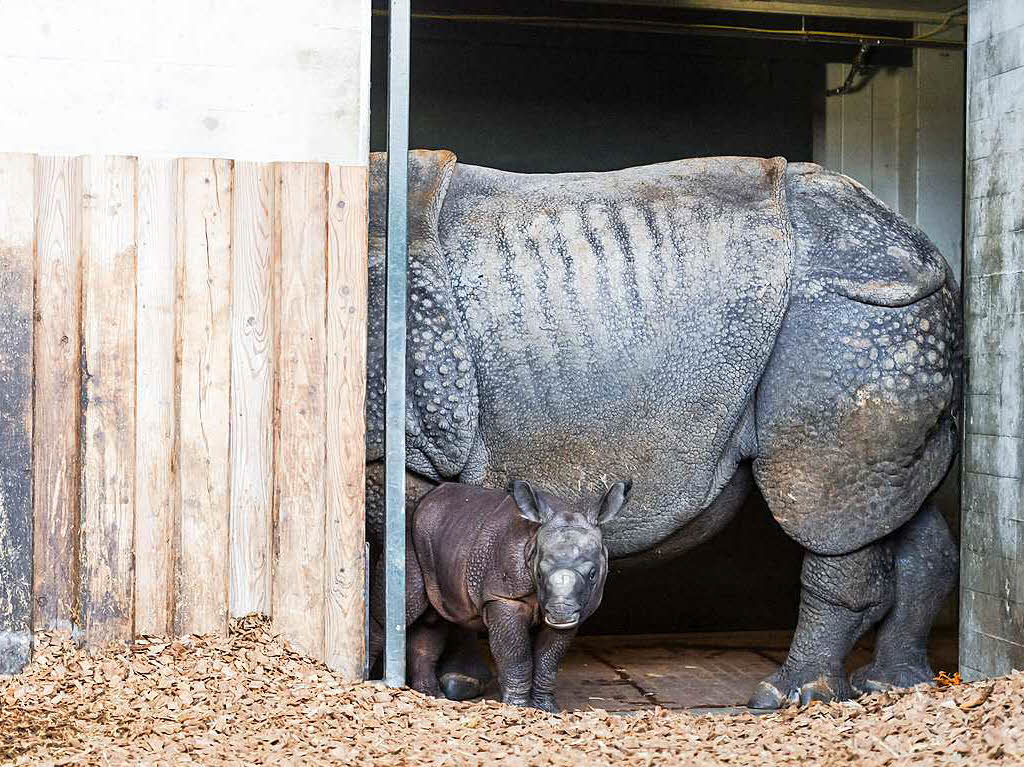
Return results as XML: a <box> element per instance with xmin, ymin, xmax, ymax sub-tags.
<box><xmin>371</xmin><ymin>0</ymin><xmax>966</xmax><ymax>709</ymax></box>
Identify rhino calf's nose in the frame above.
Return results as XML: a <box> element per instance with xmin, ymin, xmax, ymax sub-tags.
<box><xmin>548</xmin><ymin>569</ymin><xmax>578</xmax><ymax>596</ymax></box>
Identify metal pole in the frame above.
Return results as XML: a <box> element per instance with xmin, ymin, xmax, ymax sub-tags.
<box><xmin>384</xmin><ymin>0</ymin><xmax>410</xmax><ymax>688</ymax></box>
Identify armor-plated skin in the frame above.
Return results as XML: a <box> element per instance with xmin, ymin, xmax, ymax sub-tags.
<box><xmin>369</xmin><ymin>481</ymin><xmax>628</xmax><ymax>711</ymax></box>
<box><xmin>364</xmin><ymin>150</ymin><xmax>961</xmax><ymax>708</ymax></box>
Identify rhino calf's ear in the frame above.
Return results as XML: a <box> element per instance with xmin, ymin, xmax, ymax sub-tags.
<box><xmin>597</xmin><ymin>479</ymin><xmax>632</xmax><ymax>526</ymax></box>
<box><xmin>511</xmin><ymin>480</ymin><xmax>545</xmax><ymax>524</ymax></box>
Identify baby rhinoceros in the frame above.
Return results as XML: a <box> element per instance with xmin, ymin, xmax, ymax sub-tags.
<box><xmin>370</xmin><ymin>479</ymin><xmax>631</xmax><ymax>712</ymax></box>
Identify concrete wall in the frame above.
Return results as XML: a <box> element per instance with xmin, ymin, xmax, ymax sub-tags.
<box><xmin>961</xmin><ymin>0</ymin><xmax>1024</xmax><ymax>680</ymax></box>
<box><xmin>0</xmin><ymin>0</ymin><xmax>371</xmax><ymax>163</ymax></box>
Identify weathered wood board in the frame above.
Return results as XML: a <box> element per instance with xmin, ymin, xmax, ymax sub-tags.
<box><xmin>229</xmin><ymin>162</ymin><xmax>276</xmax><ymax>618</ymax></box>
<box><xmin>174</xmin><ymin>159</ymin><xmax>232</xmax><ymax>638</ymax></box>
<box><xmin>324</xmin><ymin>165</ymin><xmax>368</xmax><ymax>678</ymax></box>
<box><xmin>79</xmin><ymin>155</ymin><xmax>137</xmax><ymax>645</ymax></box>
<box><xmin>135</xmin><ymin>158</ymin><xmax>178</xmax><ymax>636</ymax></box>
<box><xmin>962</xmin><ymin>1</ymin><xmax>1024</xmax><ymax>680</ymax></box>
<box><xmin>0</xmin><ymin>154</ymin><xmax>35</xmax><ymax>673</ymax></box>
<box><xmin>272</xmin><ymin>163</ymin><xmax>328</xmax><ymax>659</ymax></box>
<box><xmin>32</xmin><ymin>155</ymin><xmax>82</xmax><ymax>635</ymax></box>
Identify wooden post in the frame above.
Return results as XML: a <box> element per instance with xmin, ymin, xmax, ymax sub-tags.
<box><xmin>174</xmin><ymin>159</ymin><xmax>232</xmax><ymax>637</ymax></box>
<box><xmin>79</xmin><ymin>155</ymin><xmax>137</xmax><ymax>645</ymax></box>
<box><xmin>324</xmin><ymin>165</ymin><xmax>368</xmax><ymax>677</ymax></box>
<box><xmin>0</xmin><ymin>154</ymin><xmax>35</xmax><ymax>673</ymax></box>
<box><xmin>134</xmin><ymin>158</ymin><xmax>177</xmax><ymax>636</ymax></box>
<box><xmin>228</xmin><ymin>162</ymin><xmax>276</xmax><ymax>618</ymax></box>
<box><xmin>272</xmin><ymin>162</ymin><xmax>328</xmax><ymax>658</ymax></box>
<box><xmin>32</xmin><ymin>155</ymin><xmax>82</xmax><ymax>635</ymax></box>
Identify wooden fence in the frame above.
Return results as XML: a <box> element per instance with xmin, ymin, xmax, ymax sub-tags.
<box><xmin>0</xmin><ymin>154</ymin><xmax>367</xmax><ymax>678</ymax></box>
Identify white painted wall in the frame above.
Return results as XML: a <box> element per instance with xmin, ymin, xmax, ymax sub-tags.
<box><xmin>0</xmin><ymin>0</ymin><xmax>371</xmax><ymax>164</ymax></box>
<box><xmin>816</xmin><ymin>28</ymin><xmax>965</xmax><ymax>283</ymax></box>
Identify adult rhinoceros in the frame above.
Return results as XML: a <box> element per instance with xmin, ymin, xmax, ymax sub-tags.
<box><xmin>364</xmin><ymin>150</ymin><xmax>960</xmax><ymax>709</ymax></box>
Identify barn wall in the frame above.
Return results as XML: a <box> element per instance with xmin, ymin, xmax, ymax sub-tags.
<box><xmin>961</xmin><ymin>0</ymin><xmax>1024</xmax><ymax>680</ymax></box>
<box><xmin>0</xmin><ymin>2</ymin><xmax>370</xmax><ymax>678</ymax></box>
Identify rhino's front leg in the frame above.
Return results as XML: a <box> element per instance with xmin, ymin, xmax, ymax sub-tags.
<box><xmin>483</xmin><ymin>599</ymin><xmax>534</xmax><ymax>706</ymax></box>
<box><xmin>530</xmin><ymin>626</ymin><xmax>577</xmax><ymax>713</ymax></box>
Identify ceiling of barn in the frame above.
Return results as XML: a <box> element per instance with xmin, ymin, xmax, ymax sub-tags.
<box><xmin>562</xmin><ymin>0</ymin><xmax>967</xmax><ymax>24</ymax></box>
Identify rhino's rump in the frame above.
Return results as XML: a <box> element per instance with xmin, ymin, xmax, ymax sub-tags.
<box><xmin>437</xmin><ymin>157</ymin><xmax>796</xmax><ymax>555</ymax></box>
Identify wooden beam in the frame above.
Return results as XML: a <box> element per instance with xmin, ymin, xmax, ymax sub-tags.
<box><xmin>324</xmin><ymin>165</ymin><xmax>368</xmax><ymax>678</ymax></box>
<box><xmin>174</xmin><ymin>159</ymin><xmax>232</xmax><ymax>638</ymax></box>
<box><xmin>228</xmin><ymin>162</ymin><xmax>276</xmax><ymax>618</ymax></box>
<box><xmin>80</xmin><ymin>155</ymin><xmax>137</xmax><ymax>645</ymax></box>
<box><xmin>32</xmin><ymin>155</ymin><xmax>82</xmax><ymax>636</ymax></box>
<box><xmin>559</xmin><ymin>0</ymin><xmax>967</xmax><ymax>25</ymax></box>
<box><xmin>134</xmin><ymin>158</ymin><xmax>177</xmax><ymax>637</ymax></box>
<box><xmin>272</xmin><ymin>162</ymin><xmax>328</xmax><ymax>659</ymax></box>
<box><xmin>0</xmin><ymin>154</ymin><xmax>35</xmax><ymax>673</ymax></box>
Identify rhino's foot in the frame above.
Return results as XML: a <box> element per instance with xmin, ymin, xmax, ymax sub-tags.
<box><xmin>439</xmin><ymin>672</ymin><xmax>483</xmax><ymax>701</ymax></box>
<box><xmin>748</xmin><ymin>666</ymin><xmax>856</xmax><ymax>709</ymax></box>
<box><xmin>411</xmin><ymin>674</ymin><xmax>443</xmax><ymax>699</ymax></box>
<box><xmin>851</xmin><ymin>659</ymin><xmax>934</xmax><ymax>694</ymax></box>
<box><xmin>530</xmin><ymin>694</ymin><xmax>559</xmax><ymax>714</ymax></box>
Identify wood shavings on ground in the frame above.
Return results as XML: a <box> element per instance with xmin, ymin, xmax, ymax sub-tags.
<box><xmin>2</xmin><ymin>616</ymin><xmax>1022</xmax><ymax>766</ymax></box>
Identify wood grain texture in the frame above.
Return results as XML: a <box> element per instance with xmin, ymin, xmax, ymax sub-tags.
<box><xmin>32</xmin><ymin>155</ymin><xmax>82</xmax><ymax>635</ymax></box>
<box><xmin>324</xmin><ymin>165</ymin><xmax>368</xmax><ymax>677</ymax></box>
<box><xmin>228</xmin><ymin>162</ymin><xmax>275</xmax><ymax>618</ymax></box>
<box><xmin>79</xmin><ymin>155</ymin><xmax>136</xmax><ymax>645</ymax></box>
<box><xmin>134</xmin><ymin>158</ymin><xmax>177</xmax><ymax>636</ymax></box>
<box><xmin>0</xmin><ymin>154</ymin><xmax>35</xmax><ymax>673</ymax></box>
<box><xmin>174</xmin><ymin>159</ymin><xmax>232</xmax><ymax>637</ymax></box>
<box><xmin>272</xmin><ymin>163</ymin><xmax>328</xmax><ymax>659</ymax></box>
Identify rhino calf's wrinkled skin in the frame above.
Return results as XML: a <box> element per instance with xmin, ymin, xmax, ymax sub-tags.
<box><xmin>369</xmin><ymin>480</ymin><xmax>630</xmax><ymax>712</ymax></box>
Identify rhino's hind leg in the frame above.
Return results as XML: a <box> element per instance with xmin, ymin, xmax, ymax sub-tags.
<box><xmin>748</xmin><ymin>542</ymin><xmax>895</xmax><ymax>709</ymax></box>
<box><xmin>408</xmin><ymin>610</ymin><xmax>450</xmax><ymax>698</ymax></box>
<box><xmin>438</xmin><ymin>627</ymin><xmax>494</xmax><ymax>701</ymax></box>
<box><xmin>852</xmin><ymin>502</ymin><xmax>958</xmax><ymax>693</ymax></box>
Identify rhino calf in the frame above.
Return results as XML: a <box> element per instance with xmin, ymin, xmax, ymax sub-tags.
<box><xmin>370</xmin><ymin>479</ymin><xmax>631</xmax><ymax>711</ymax></box>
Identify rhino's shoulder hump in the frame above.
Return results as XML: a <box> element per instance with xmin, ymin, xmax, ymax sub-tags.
<box><xmin>786</xmin><ymin>163</ymin><xmax>948</xmax><ymax>307</ymax></box>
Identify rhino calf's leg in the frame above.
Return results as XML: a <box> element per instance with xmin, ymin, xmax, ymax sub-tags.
<box><xmin>483</xmin><ymin>599</ymin><xmax>535</xmax><ymax>707</ymax></box>
<box><xmin>438</xmin><ymin>627</ymin><xmax>493</xmax><ymax>701</ymax></box>
<box><xmin>852</xmin><ymin>502</ymin><xmax>958</xmax><ymax>693</ymax></box>
<box><xmin>530</xmin><ymin>627</ymin><xmax>577</xmax><ymax>713</ymax></box>
<box><xmin>408</xmin><ymin>610</ymin><xmax>449</xmax><ymax>698</ymax></box>
<box><xmin>749</xmin><ymin>541</ymin><xmax>895</xmax><ymax>709</ymax></box>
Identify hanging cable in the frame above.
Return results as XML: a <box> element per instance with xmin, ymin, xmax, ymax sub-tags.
<box><xmin>826</xmin><ymin>43</ymin><xmax>876</xmax><ymax>97</ymax></box>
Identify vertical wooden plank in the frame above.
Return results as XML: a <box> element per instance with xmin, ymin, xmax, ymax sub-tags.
<box><xmin>0</xmin><ymin>154</ymin><xmax>35</xmax><ymax>673</ymax></box>
<box><xmin>324</xmin><ymin>165</ymin><xmax>368</xmax><ymax>677</ymax></box>
<box><xmin>840</xmin><ymin>72</ymin><xmax>874</xmax><ymax>187</ymax></box>
<box><xmin>273</xmin><ymin>162</ymin><xmax>328</xmax><ymax>659</ymax></box>
<box><xmin>134</xmin><ymin>158</ymin><xmax>177</xmax><ymax>636</ymax></box>
<box><xmin>228</xmin><ymin>162</ymin><xmax>275</xmax><ymax>617</ymax></box>
<box><xmin>823</xmin><ymin>64</ymin><xmax>845</xmax><ymax>172</ymax></box>
<box><xmin>870</xmin><ymin>69</ymin><xmax>901</xmax><ymax>210</ymax></box>
<box><xmin>32</xmin><ymin>156</ymin><xmax>81</xmax><ymax>635</ymax></box>
<box><xmin>174</xmin><ymin>158</ymin><xmax>232</xmax><ymax>637</ymax></box>
<box><xmin>79</xmin><ymin>155</ymin><xmax>136</xmax><ymax>645</ymax></box>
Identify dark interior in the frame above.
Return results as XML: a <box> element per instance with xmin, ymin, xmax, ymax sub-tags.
<box><xmin>369</xmin><ymin>4</ymin><xmax>915</xmax><ymax>634</ymax></box>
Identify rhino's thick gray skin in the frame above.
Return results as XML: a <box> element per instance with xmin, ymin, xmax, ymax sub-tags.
<box><xmin>364</xmin><ymin>150</ymin><xmax>960</xmax><ymax>709</ymax></box>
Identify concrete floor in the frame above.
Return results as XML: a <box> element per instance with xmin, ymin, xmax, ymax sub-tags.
<box><xmin>480</xmin><ymin>631</ymin><xmax>959</xmax><ymax>713</ymax></box>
